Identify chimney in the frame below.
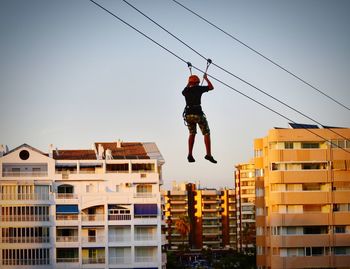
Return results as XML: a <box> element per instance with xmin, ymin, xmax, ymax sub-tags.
<box><xmin>98</xmin><ymin>144</ymin><xmax>104</xmax><ymax>160</ymax></box>
<box><xmin>0</xmin><ymin>144</ymin><xmax>5</xmax><ymax>157</ymax></box>
<box><xmin>117</xmin><ymin>139</ymin><xmax>122</xmax><ymax>148</ymax></box>
<box><xmin>48</xmin><ymin>144</ymin><xmax>54</xmax><ymax>158</ymax></box>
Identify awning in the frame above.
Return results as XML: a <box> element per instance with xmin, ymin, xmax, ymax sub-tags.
<box><xmin>56</xmin><ymin>205</ymin><xmax>79</xmax><ymax>214</ymax></box>
<box><xmin>134</xmin><ymin>204</ymin><xmax>157</xmax><ymax>216</ymax></box>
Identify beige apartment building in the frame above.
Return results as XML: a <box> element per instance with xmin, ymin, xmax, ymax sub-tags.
<box><xmin>255</xmin><ymin>125</ymin><xmax>350</xmax><ymax>269</ymax></box>
<box><xmin>235</xmin><ymin>162</ymin><xmax>256</xmax><ymax>253</ymax></box>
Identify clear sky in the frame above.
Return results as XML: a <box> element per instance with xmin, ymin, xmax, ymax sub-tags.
<box><xmin>1</xmin><ymin>0</ymin><xmax>349</xmax><ymax>189</ymax></box>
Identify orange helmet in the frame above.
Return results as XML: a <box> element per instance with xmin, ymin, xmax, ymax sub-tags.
<box><xmin>188</xmin><ymin>75</ymin><xmax>200</xmax><ymax>85</ymax></box>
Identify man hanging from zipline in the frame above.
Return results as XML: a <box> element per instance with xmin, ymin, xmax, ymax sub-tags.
<box><xmin>182</xmin><ymin>60</ymin><xmax>217</xmax><ymax>164</ymax></box>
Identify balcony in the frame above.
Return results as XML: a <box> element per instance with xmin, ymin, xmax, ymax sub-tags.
<box><xmin>56</xmin><ymin>258</ymin><xmax>79</xmax><ymax>263</ymax></box>
<box><xmin>0</xmin><ymin>193</ymin><xmax>51</xmax><ymax>201</ymax></box>
<box><xmin>1</xmin><ymin>236</ymin><xmax>50</xmax><ymax>243</ymax></box>
<box><xmin>135</xmin><ymin>256</ymin><xmax>156</xmax><ymax>263</ymax></box>
<box><xmin>109</xmin><ymin>256</ymin><xmax>132</xmax><ymax>265</ymax></box>
<box><xmin>108</xmin><ymin>214</ymin><xmax>131</xmax><ymax>221</ymax></box>
<box><xmin>0</xmin><ymin>215</ymin><xmax>50</xmax><ymax>222</ymax></box>
<box><xmin>55</xmin><ymin>193</ymin><xmax>78</xmax><ymax>199</ymax></box>
<box><xmin>109</xmin><ymin>235</ymin><xmax>131</xmax><ymax>244</ymax></box>
<box><xmin>2</xmin><ymin>171</ymin><xmax>48</xmax><ymax>177</ymax></box>
<box><xmin>82</xmin><ymin>257</ymin><xmax>105</xmax><ymax>264</ymax></box>
<box><xmin>134</xmin><ymin>193</ymin><xmax>157</xmax><ymax>198</ymax></box>
<box><xmin>56</xmin><ymin>236</ymin><xmax>79</xmax><ymax>243</ymax></box>
<box><xmin>82</xmin><ymin>236</ymin><xmax>105</xmax><ymax>247</ymax></box>
<box><xmin>82</xmin><ymin>214</ymin><xmax>105</xmax><ymax>222</ymax></box>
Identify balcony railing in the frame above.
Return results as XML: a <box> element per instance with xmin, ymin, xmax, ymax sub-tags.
<box><xmin>109</xmin><ymin>256</ymin><xmax>131</xmax><ymax>264</ymax></box>
<box><xmin>56</xmin><ymin>215</ymin><xmax>79</xmax><ymax>221</ymax></box>
<box><xmin>134</xmin><ymin>193</ymin><xmax>156</xmax><ymax>198</ymax></box>
<box><xmin>109</xmin><ymin>235</ymin><xmax>131</xmax><ymax>242</ymax></box>
<box><xmin>82</xmin><ymin>257</ymin><xmax>105</xmax><ymax>264</ymax></box>
<box><xmin>135</xmin><ymin>233</ymin><xmax>157</xmax><ymax>241</ymax></box>
<box><xmin>135</xmin><ymin>256</ymin><xmax>155</xmax><ymax>263</ymax></box>
<box><xmin>81</xmin><ymin>214</ymin><xmax>105</xmax><ymax>221</ymax></box>
<box><xmin>2</xmin><ymin>259</ymin><xmax>50</xmax><ymax>265</ymax></box>
<box><xmin>56</xmin><ymin>258</ymin><xmax>79</xmax><ymax>263</ymax></box>
<box><xmin>1</xmin><ymin>237</ymin><xmax>50</xmax><ymax>243</ymax></box>
<box><xmin>2</xmin><ymin>171</ymin><xmax>48</xmax><ymax>177</ymax></box>
<box><xmin>82</xmin><ymin>236</ymin><xmax>105</xmax><ymax>243</ymax></box>
<box><xmin>0</xmin><ymin>215</ymin><xmax>50</xmax><ymax>222</ymax></box>
<box><xmin>0</xmin><ymin>193</ymin><xmax>50</xmax><ymax>200</ymax></box>
<box><xmin>55</xmin><ymin>193</ymin><xmax>78</xmax><ymax>199</ymax></box>
<box><xmin>108</xmin><ymin>214</ymin><xmax>131</xmax><ymax>221</ymax></box>
<box><xmin>56</xmin><ymin>236</ymin><xmax>79</xmax><ymax>242</ymax></box>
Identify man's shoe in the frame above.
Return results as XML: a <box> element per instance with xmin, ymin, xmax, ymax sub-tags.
<box><xmin>205</xmin><ymin>155</ymin><xmax>217</xmax><ymax>164</ymax></box>
<box><xmin>187</xmin><ymin>155</ymin><xmax>195</xmax><ymax>163</ymax></box>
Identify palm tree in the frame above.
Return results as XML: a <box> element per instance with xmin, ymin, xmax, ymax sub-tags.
<box><xmin>175</xmin><ymin>216</ymin><xmax>190</xmax><ymax>248</ymax></box>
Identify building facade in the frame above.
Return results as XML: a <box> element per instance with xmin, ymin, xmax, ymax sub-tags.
<box><xmin>235</xmin><ymin>162</ymin><xmax>256</xmax><ymax>253</ymax></box>
<box><xmin>254</xmin><ymin>125</ymin><xmax>350</xmax><ymax>269</ymax></box>
<box><xmin>163</xmin><ymin>182</ymin><xmax>236</xmax><ymax>251</ymax></box>
<box><xmin>0</xmin><ymin>141</ymin><xmax>166</xmax><ymax>269</ymax></box>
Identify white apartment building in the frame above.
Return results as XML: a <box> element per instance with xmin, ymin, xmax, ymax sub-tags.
<box><xmin>0</xmin><ymin>141</ymin><xmax>166</xmax><ymax>269</ymax></box>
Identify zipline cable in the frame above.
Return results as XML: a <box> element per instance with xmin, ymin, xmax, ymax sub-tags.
<box><xmin>88</xmin><ymin>0</ymin><xmax>350</xmax><ymax>154</ymax></box>
<box><xmin>171</xmin><ymin>0</ymin><xmax>350</xmax><ymax>112</ymax></box>
<box><xmin>121</xmin><ymin>0</ymin><xmax>350</xmax><ymax>142</ymax></box>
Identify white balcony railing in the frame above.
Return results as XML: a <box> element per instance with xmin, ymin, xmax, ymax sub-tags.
<box><xmin>81</xmin><ymin>236</ymin><xmax>105</xmax><ymax>243</ymax></box>
<box><xmin>2</xmin><ymin>171</ymin><xmax>48</xmax><ymax>177</ymax></box>
<box><xmin>0</xmin><ymin>193</ymin><xmax>50</xmax><ymax>200</ymax></box>
<box><xmin>55</xmin><ymin>193</ymin><xmax>78</xmax><ymax>199</ymax></box>
<box><xmin>82</xmin><ymin>257</ymin><xmax>105</xmax><ymax>264</ymax></box>
<box><xmin>135</xmin><ymin>256</ymin><xmax>155</xmax><ymax>263</ymax></box>
<box><xmin>133</xmin><ymin>193</ymin><xmax>156</xmax><ymax>198</ymax></box>
<box><xmin>2</xmin><ymin>259</ymin><xmax>50</xmax><ymax>265</ymax></box>
<box><xmin>56</xmin><ymin>215</ymin><xmax>79</xmax><ymax>221</ymax></box>
<box><xmin>135</xmin><ymin>234</ymin><xmax>157</xmax><ymax>241</ymax></box>
<box><xmin>109</xmin><ymin>257</ymin><xmax>131</xmax><ymax>264</ymax></box>
<box><xmin>108</xmin><ymin>235</ymin><xmax>131</xmax><ymax>243</ymax></box>
<box><xmin>56</xmin><ymin>236</ymin><xmax>79</xmax><ymax>242</ymax></box>
<box><xmin>56</xmin><ymin>258</ymin><xmax>79</xmax><ymax>263</ymax></box>
<box><xmin>81</xmin><ymin>214</ymin><xmax>105</xmax><ymax>222</ymax></box>
<box><xmin>1</xmin><ymin>237</ymin><xmax>50</xmax><ymax>243</ymax></box>
<box><xmin>0</xmin><ymin>215</ymin><xmax>50</xmax><ymax>222</ymax></box>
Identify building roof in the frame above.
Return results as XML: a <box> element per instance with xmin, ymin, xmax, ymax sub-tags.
<box><xmin>53</xmin><ymin>141</ymin><xmax>163</xmax><ymax>161</ymax></box>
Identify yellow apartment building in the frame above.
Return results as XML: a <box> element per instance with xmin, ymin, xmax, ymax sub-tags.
<box><xmin>254</xmin><ymin>125</ymin><xmax>350</xmax><ymax>269</ymax></box>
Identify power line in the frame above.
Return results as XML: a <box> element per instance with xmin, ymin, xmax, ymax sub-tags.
<box><xmin>171</xmin><ymin>0</ymin><xmax>350</xmax><ymax>112</ymax></box>
<box><xmin>88</xmin><ymin>0</ymin><xmax>350</xmax><ymax>154</ymax></box>
<box><xmin>120</xmin><ymin>0</ymin><xmax>350</xmax><ymax>142</ymax></box>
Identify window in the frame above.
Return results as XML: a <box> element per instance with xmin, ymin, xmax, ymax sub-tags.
<box><xmin>334</xmin><ymin>226</ymin><xmax>346</xmax><ymax>234</ymax></box>
<box><xmin>255</xmin><ymin>169</ymin><xmax>264</xmax><ymax>177</ymax></box>
<box><xmin>334</xmin><ymin>247</ymin><xmax>350</xmax><ymax>255</ymax></box>
<box><xmin>115</xmin><ymin>185</ymin><xmax>120</xmax><ymax>192</ymax></box>
<box><xmin>301</xmin><ymin>142</ymin><xmax>320</xmax><ymax>149</ymax></box>
<box><xmin>303</xmin><ymin>183</ymin><xmax>321</xmax><ymax>191</ymax></box>
<box><xmin>303</xmin><ymin>226</ymin><xmax>328</xmax><ymax>234</ymax></box>
<box><xmin>255</xmin><ymin>149</ymin><xmax>263</xmax><ymax>157</ymax></box>
<box><xmin>285</xmin><ymin>142</ymin><xmax>293</xmax><ymax>149</ymax></box>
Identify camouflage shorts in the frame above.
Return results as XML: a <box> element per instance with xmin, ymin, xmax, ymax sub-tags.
<box><xmin>185</xmin><ymin>114</ymin><xmax>210</xmax><ymax>135</ymax></box>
